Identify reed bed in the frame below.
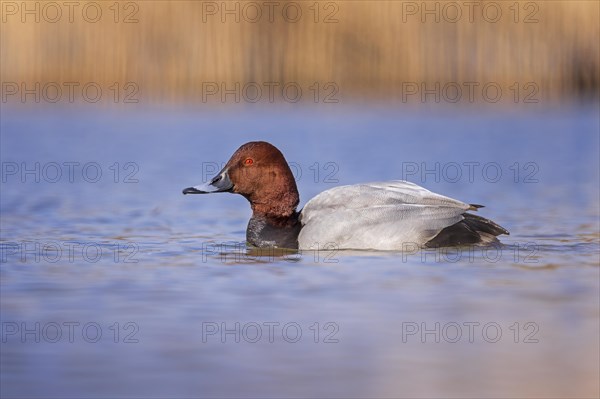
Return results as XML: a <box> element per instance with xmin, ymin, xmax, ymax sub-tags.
<box><xmin>1</xmin><ymin>0</ymin><xmax>598</xmax><ymax>104</ymax></box>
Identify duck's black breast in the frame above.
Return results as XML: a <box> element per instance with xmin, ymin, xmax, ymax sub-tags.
<box><xmin>246</xmin><ymin>213</ymin><xmax>302</xmax><ymax>249</ymax></box>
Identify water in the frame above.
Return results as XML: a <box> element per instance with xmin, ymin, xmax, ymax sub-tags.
<box><xmin>1</xmin><ymin>105</ymin><xmax>599</xmax><ymax>398</ymax></box>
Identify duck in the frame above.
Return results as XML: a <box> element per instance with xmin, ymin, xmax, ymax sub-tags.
<box><xmin>183</xmin><ymin>141</ymin><xmax>509</xmax><ymax>250</ymax></box>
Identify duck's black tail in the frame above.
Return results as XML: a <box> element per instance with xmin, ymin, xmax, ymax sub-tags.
<box><xmin>425</xmin><ymin>212</ymin><xmax>509</xmax><ymax>248</ymax></box>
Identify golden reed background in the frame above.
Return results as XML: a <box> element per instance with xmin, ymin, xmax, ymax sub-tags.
<box><xmin>1</xmin><ymin>0</ymin><xmax>598</xmax><ymax>104</ymax></box>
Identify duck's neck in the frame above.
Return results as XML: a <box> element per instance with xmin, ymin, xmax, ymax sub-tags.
<box><xmin>246</xmin><ymin>185</ymin><xmax>301</xmax><ymax>248</ymax></box>
<box><xmin>247</xmin><ymin>170</ymin><xmax>300</xmax><ymax>220</ymax></box>
<box><xmin>241</xmin><ymin>162</ymin><xmax>301</xmax><ymax>248</ymax></box>
<box><xmin>249</xmin><ymin>195</ymin><xmax>298</xmax><ymax>220</ymax></box>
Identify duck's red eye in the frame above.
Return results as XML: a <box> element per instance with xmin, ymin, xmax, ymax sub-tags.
<box><xmin>244</xmin><ymin>158</ymin><xmax>254</xmax><ymax>166</ymax></box>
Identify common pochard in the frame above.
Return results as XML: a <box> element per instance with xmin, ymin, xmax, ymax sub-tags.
<box><xmin>183</xmin><ymin>141</ymin><xmax>509</xmax><ymax>250</ymax></box>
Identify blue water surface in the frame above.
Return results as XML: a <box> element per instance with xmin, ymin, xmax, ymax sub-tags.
<box><xmin>1</xmin><ymin>104</ymin><xmax>599</xmax><ymax>398</ymax></box>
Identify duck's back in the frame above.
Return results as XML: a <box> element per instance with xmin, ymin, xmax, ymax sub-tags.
<box><xmin>298</xmin><ymin>180</ymin><xmax>475</xmax><ymax>250</ymax></box>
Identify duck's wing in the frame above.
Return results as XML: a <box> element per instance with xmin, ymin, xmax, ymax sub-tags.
<box><xmin>298</xmin><ymin>180</ymin><xmax>478</xmax><ymax>250</ymax></box>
